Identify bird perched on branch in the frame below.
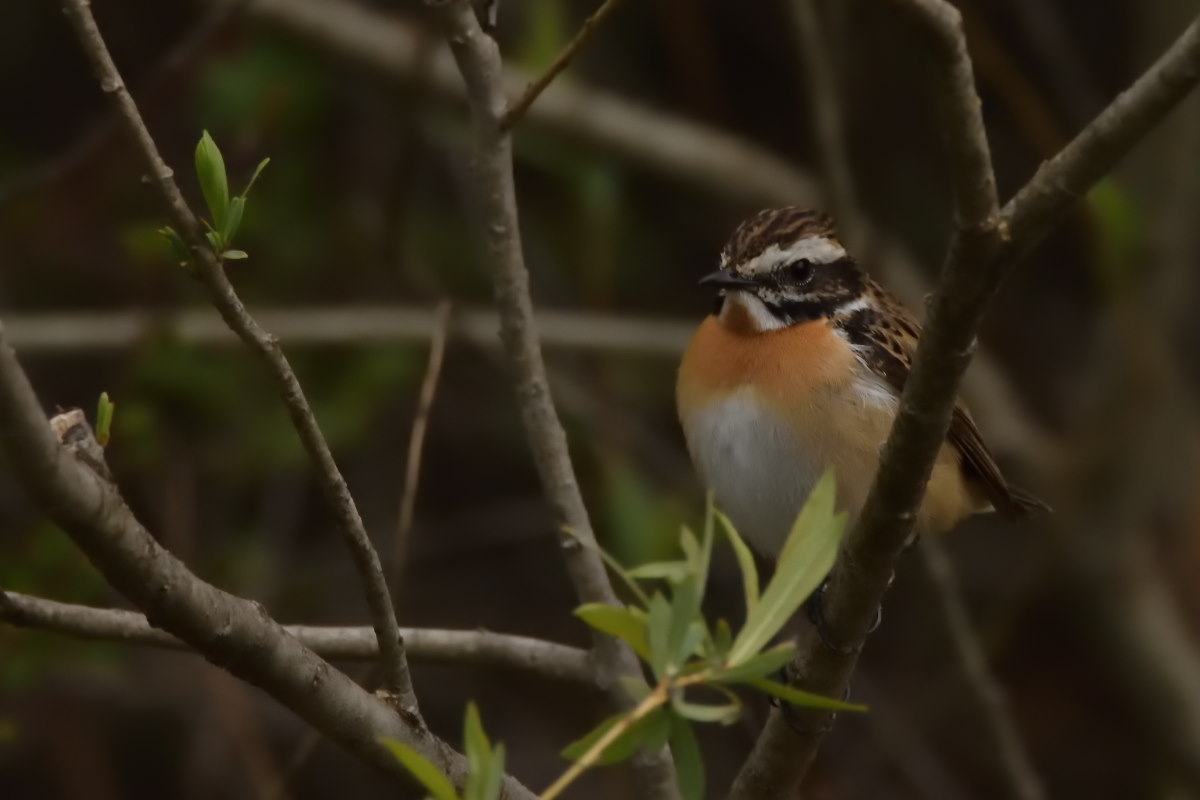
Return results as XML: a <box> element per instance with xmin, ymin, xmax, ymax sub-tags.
<box><xmin>677</xmin><ymin>207</ymin><xmax>1045</xmax><ymax>557</ymax></box>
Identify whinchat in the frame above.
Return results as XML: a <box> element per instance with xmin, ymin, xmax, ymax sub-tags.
<box><xmin>677</xmin><ymin>207</ymin><xmax>1044</xmax><ymax>557</ymax></box>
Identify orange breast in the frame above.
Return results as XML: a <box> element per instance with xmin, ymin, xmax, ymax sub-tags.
<box><xmin>676</xmin><ymin>314</ymin><xmax>856</xmax><ymax>418</ymax></box>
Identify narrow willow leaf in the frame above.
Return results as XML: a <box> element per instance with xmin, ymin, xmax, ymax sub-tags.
<box><xmin>94</xmin><ymin>392</ymin><xmax>115</xmax><ymax>448</ymax></box>
<box><xmin>716</xmin><ymin>509</ymin><xmax>759</xmax><ymax>620</ymax></box>
<box><xmin>158</xmin><ymin>226</ymin><xmax>190</xmax><ymax>267</ymax></box>
<box><xmin>618</xmin><ymin>675</ymin><xmax>652</xmax><ymax>703</ymax></box>
<box><xmin>194</xmin><ymin>131</ymin><xmax>229</xmax><ymax>231</ymax></box>
<box><xmin>205</xmin><ymin>230</ymin><xmax>223</xmax><ymax>253</ymax></box>
<box><xmin>666</xmin><ymin>572</ymin><xmax>700</xmax><ymax>668</ymax></box>
<box><xmin>727</xmin><ymin>472</ymin><xmax>845</xmax><ymax>665</ymax></box>
<box><xmin>709</xmin><ymin>643</ymin><xmax>796</xmax><ymax>684</ymax></box>
<box><xmin>379</xmin><ymin>738</ymin><xmax>459</xmax><ymax>800</ymax></box>
<box><xmin>646</xmin><ymin>592</ymin><xmax>673</xmax><ymax>677</ymax></box>
<box><xmin>222</xmin><ymin>250</ymin><xmax>249</xmax><ymax>260</ymax></box>
<box><xmin>223</xmin><ymin>195</ymin><xmax>245</xmax><ymax>243</ymax></box>
<box><xmin>669</xmin><ymin>715</ymin><xmax>705</xmax><ymax>800</ymax></box>
<box><xmin>561</xmin><ymin>708</ymin><xmax>669</xmax><ymax>766</ymax></box>
<box><xmin>463</xmin><ymin>703</ymin><xmax>489</xmax><ymax>800</ymax></box>
<box><xmin>626</xmin><ymin>560</ymin><xmax>690</xmax><ymax>582</ymax></box>
<box><xmin>574</xmin><ymin>604</ymin><xmax>650</xmax><ymax>661</ymax></box>
<box><xmin>746</xmin><ymin>677</ymin><xmax>866</xmax><ymax>712</ymax></box>
<box><xmin>713</xmin><ymin>618</ymin><xmax>732</xmax><ymax>657</ymax></box>
<box><xmin>679</xmin><ymin>526</ymin><xmax>700</xmax><ymax>568</ymax></box>
<box><xmin>480</xmin><ymin>742</ymin><xmax>505</xmax><ymax>800</ymax></box>
<box><xmin>670</xmin><ymin>691</ymin><xmax>741</xmax><ymax>724</ymax></box>
<box><xmin>241</xmin><ymin>156</ymin><xmax>270</xmax><ymax>198</ymax></box>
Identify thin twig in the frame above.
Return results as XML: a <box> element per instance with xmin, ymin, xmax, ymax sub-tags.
<box><xmin>58</xmin><ymin>0</ymin><xmax>415</xmax><ymax>710</ymax></box>
<box><xmin>499</xmin><ymin>0</ymin><xmax>631</xmax><ymax>130</ymax></box>
<box><xmin>917</xmin><ymin>538</ymin><xmax>1044</xmax><ymax>800</ymax></box>
<box><xmin>391</xmin><ymin>301</ymin><xmax>452</xmax><ymax>591</ymax></box>
<box><xmin>421</xmin><ymin>2</ymin><xmax>679</xmax><ymax>797</ymax></box>
<box><xmin>0</xmin><ymin>589</ymin><xmax>595</xmax><ymax>686</ymax></box>
<box><xmin>730</xmin><ymin>6</ymin><xmax>1200</xmax><ymax>799</ymax></box>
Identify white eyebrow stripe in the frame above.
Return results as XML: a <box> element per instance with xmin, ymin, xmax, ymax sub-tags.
<box><xmin>835</xmin><ymin>296</ymin><xmax>871</xmax><ymax>315</ymax></box>
<box><xmin>739</xmin><ymin>237</ymin><xmax>847</xmax><ymax>276</ymax></box>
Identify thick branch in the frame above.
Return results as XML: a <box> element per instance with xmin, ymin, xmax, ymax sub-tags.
<box><xmin>0</xmin><ymin>591</ymin><xmax>594</xmax><ymax>686</ymax></box>
<box><xmin>422</xmin><ymin>2</ymin><xmax>679</xmax><ymax>797</ymax></box>
<box><xmin>0</xmin><ymin>325</ymin><xmax>534</xmax><ymax>800</ymax></box>
<box><xmin>59</xmin><ymin>0</ymin><xmax>413</xmax><ymax>707</ymax></box>
<box><xmin>731</xmin><ymin>8</ymin><xmax>1200</xmax><ymax>799</ymax></box>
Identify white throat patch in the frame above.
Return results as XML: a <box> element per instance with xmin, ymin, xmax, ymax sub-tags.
<box><xmin>719</xmin><ymin>291</ymin><xmax>786</xmax><ymax>331</ymax></box>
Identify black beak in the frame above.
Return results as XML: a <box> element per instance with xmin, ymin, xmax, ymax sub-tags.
<box><xmin>699</xmin><ymin>269</ymin><xmax>758</xmax><ymax>289</ymax></box>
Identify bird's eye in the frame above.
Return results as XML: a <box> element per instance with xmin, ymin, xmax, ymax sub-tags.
<box><xmin>788</xmin><ymin>259</ymin><xmax>815</xmax><ymax>283</ymax></box>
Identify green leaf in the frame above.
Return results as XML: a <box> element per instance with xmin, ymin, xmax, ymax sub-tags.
<box><xmin>574</xmin><ymin>604</ymin><xmax>650</xmax><ymax>661</ymax></box>
<box><xmin>717</xmin><ymin>509</ymin><xmax>759</xmax><ymax>620</ymax></box>
<box><xmin>670</xmin><ymin>689</ymin><xmax>741</xmax><ymax>724</ymax></box>
<box><xmin>205</xmin><ymin>230</ymin><xmax>223</xmax><ymax>253</ymax></box>
<box><xmin>669</xmin><ymin>715</ymin><xmax>705</xmax><ymax>800</ymax></box>
<box><xmin>379</xmin><ymin>738</ymin><xmax>459</xmax><ymax>800</ymax></box>
<box><xmin>712</xmin><ymin>618</ymin><xmax>732</xmax><ymax>657</ymax></box>
<box><xmin>626</xmin><ymin>560</ymin><xmax>690</xmax><ymax>582</ymax></box>
<box><xmin>710</xmin><ymin>643</ymin><xmax>796</xmax><ymax>684</ymax></box>
<box><xmin>94</xmin><ymin>392</ymin><xmax>115</xmax><ymax>448</ymax></box>
<box><xmin>222</xmin><ymin>249</ymin><xmax>249</xmax><ymax>260</ymax></box>
<box><xmin>646</xmin><ymin>592</ymin><xmax>673</xmax><ymax>677</ymax></box>
<box><xmin>158</xmin><ymin>226</ymin><xmax>190</xmax><ymax>267</ymax></box>
<box><xmin>195</xmin><ymin>130</ymin><xmax>229</xmax><ymax>231</ymax></box>
<box><xmin>746</xmin><ymin>678</ymin><xmax>866</xmax><ymax>712</ymax></box>
<box><xmin>479</xmin><ymin>743</ymin><xmax>504</xmax><ymax>800</ymax></box>
<box><xmin>666</xmin><ymin>572</ymin><xmax>701</xmax><ymax>669</ymax></box>
<box><xmin>727</xmin><ymin>471</ymin><xmax>845</xmax><ymax>665</ymax></box>
<box><xmin>223</xmin><ymin>195</ymin><xmax>245</xmax><ymax>244</ymax></box>
<box><xmin>618</xmin><ymin>675</ymin><xmax>653</xmax><ymax>703</ymax></box>
<box><xmin>561</xmin><ymin>708</ymin><xmax>669</xmax><ymax>766</ymax></box>
<box><xmin>241</xmin><ymin>156</ymin><xmax>270</xmax><ymax>198</ymax></box>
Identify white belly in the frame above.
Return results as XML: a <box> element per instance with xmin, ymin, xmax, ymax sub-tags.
<box><xmin>681</xmin><ymin>389</ymin><xmax>823</xmax><ymax>557</ymax></box>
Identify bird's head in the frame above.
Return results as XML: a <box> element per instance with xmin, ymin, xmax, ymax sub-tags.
<box><xmin>703</xmin><ymin>207</ymin><xmax>867</xmax><ymax>332</ymax></box>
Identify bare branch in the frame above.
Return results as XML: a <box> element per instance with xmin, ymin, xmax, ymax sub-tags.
<box><xmin>421</xmin><ymin>2</ymin><xmax>679</xmax><ymax>796</ymax></box>
<box><xmin>731</xmin><ymin>8</ymin><xmax>1200</xmax><ymax>799</ymax></box>
<box><xmin>390</xmin><ymin>301</ymin><xmax>453</xmax><ymax>593</ymax></box>
<box><xmin>0</xmin><ymin>324</ymin><xmax>535</xmax><ymax>800</ymax></box>
<box><xmin>917</xmin><ymin>538</ymin><xmax>1044</xmax><ymax>800</ymax></box>
<box><xmin>59</xmin><ymin>0</ymin><xmax>414</xmax><ymax>708</ymax></box>
<box><xmin>500</xmin><ymin>0</ymin><xmax>632</xmax><ymax>130</ymax></box>
<box><xmin>0</xmin><ymin>590</ymin><xmax>595</xmax><ymax>686</ymax></box>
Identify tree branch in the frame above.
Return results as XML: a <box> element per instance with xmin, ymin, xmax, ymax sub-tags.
<box><xmin>500</xmin><ymin>0</ymin><xmax>631</xmax><ymax>130</ymax></box>
<box><xmin>0</xmin><ymin>325</ymin><xmax>535</xmax><ymax>800</ymax></box>
<box><xmin>730</xmin><ymin>7</ymin><xmax>1200</xmax><ymax>799</ymax></box>
<box><xmin>59</xmin><ymin>0</ymin><xmax>414</xmax><ymax>708</ymax></box>
<box><xmin>421</xmin><ymin>2</ymin><xmax>679</xmax><ymax>797</ymax></box>
<box><xmin>0</xmin><ymin>590</ymin><xmax>595</xmax><ymax>687</ymax></box>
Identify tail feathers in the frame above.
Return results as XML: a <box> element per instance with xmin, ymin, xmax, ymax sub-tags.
<box><xmin>1001</xmin><ymin>484</ymin><xmax>1052</xmax><ymax>517</ymax></box>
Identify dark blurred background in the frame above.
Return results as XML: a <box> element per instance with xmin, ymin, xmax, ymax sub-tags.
<box><xmin>2</xmin><ymin>0</ymin><xmax>1199</xmax><ymax>798</ymax></box>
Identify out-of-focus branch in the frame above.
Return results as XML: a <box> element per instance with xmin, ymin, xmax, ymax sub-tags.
<box><xmin>0</xmin><ymin>331</ymin><xmax>535</xmax><ymax>800</ymax></box>
<box><xmin>390</xmin><ymin>301</ymin><xmax>452</xmax><ymax>593</ymax></box>
<box><xmin>500</xmin><ymin>0</ymin><xmax>631</xmax><ymax>130</ymax></box>
<box><xmin>0</xmin><ymin>590</ymin><xmax>595</xmax><ymax>686</ymax></box>
<box><xmin>421</xmin><ymin>2</ymin><xmax>678</xmax><ymax>797</ymax></box>
<box><xmin>917</xmin><ymin>538</ymin><xmax>1044</xmax><ymax>800</ymax></box>
<box><xmin>731</xmin><ymin>6</ymin><xmax>1200</xmax><ymax>799</ymax></box>
<box><xmin>788</xmin><ymin>0</ymin><xmax>860</xmax><ymax>231</ymax></box>
<box><xmin>59</xmin><ymin>0</ymin><xmax>414</xmax><ymax>708</ymax></box>
<box><xmin>0</xmin><ymin>306</ymin><xmax>692</xmax><ymax>356</ymax></box>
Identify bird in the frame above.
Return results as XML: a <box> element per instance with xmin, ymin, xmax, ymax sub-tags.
<box><xmin>676</xmin><ymin>207</ymin><xmax>1046</xmax><ymax>558</ymax></box>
